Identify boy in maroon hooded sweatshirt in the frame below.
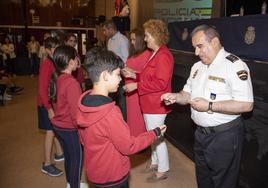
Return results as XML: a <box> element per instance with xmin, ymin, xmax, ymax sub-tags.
<box><xmin>77</xmin><ymin>47</ymin><xmax>166</xmax><ymax>188</ymax></box>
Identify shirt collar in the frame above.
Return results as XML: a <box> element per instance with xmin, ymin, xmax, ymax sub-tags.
<box><xmin>110</xmin><ymin>32</ymin><xmax>120</xmax><ymax>40</ymax></box>
<box><xmin>210</xmin><ymin>47</ymin><xmax>225</xmax><ymax>66</ymax></box>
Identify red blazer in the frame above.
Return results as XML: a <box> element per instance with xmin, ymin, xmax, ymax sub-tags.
<box><xmin>137</xmin><ymin>45</ymin><xmax>174</xmax><ymax>114</ymax></box>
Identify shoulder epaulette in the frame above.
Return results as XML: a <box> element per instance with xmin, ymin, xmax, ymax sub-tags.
<box><xmin>226</xmin><ymin>54</ymin><xmax>239</xmax><ymax>63</ymax></box>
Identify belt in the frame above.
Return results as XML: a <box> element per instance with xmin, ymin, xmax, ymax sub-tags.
<box><xmin>197</xmin><ymin>117</ymin><xmax>242</xmax><ymax>134</ymax></box>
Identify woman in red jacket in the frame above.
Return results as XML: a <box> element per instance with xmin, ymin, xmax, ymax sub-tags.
<box><xmin>50</xmin><ymin>45</ymin><xmax>82</xmax><ymax>188</ymax></box>
<box><xmin>123</xmin><ymin>19</ymin><xmax>174</xmax><ymax>182</ymax></box>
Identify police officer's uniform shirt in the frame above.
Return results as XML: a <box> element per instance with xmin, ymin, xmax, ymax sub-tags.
<box><xmin>183</xmin><ymin>48</ymin><xmax>253</xmax><ymax>127</ymax></box>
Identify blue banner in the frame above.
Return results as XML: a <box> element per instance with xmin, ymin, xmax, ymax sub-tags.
<box><xmin>168</xmin><ymin>14</ymin><xmax>268</xmax><ymax>61</ymax></box>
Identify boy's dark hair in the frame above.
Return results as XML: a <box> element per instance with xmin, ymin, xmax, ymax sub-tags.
<box><xmin>44</xmin><ymin>36</ymin><xmax>59</xmax><ymax>49</ymax></box>
<box><xmin>49</xmin><ymin>45</ymin><xmax>77</xmax><ymax>102</ymax></box>
<box><xmin>83</xmin><ymin>47</ymin><xmax>124</xmax><ymax>83</ymax></box>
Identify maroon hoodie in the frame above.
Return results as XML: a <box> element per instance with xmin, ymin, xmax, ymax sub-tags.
<box><xmin>77</xmin><ymin>90</ymin><xmax>157</xmax><ymax>185</ymax></box>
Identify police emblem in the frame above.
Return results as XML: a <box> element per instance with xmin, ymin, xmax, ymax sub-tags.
<box><xmin>237</xmin><ymin>70</ymin><xmax>248</xmax><ymax>80</ymax></box>
<box><xmin>182</xmin><ymin>28</ymin><xmax>189</xmax><ymax>41</ymax></box>
<box><xmin>244</xmin><ymin>26</ymin><xmax>256</xmax><ymax>45</ymax></box>
<box><xmin>192</xmin><ymin>70</ymin><xmax>198</xmax><ymax>79</ymax></box>
<box><xmin>210</xmin><ymin>93</ymin><xmax>216</xmax><ymax>100</ymax></box>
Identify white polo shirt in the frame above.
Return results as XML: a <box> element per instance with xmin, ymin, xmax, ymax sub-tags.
<box><xmin>183</xmin><ymin>48</ymin><xmax>253</xmax><ymax>127</ymax></box>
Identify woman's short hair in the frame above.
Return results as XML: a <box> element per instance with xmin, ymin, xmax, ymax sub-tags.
<box><xmin>143</xmin><ymin>19</ymin><xmax>169</xmax><ymax>46</ymax></box>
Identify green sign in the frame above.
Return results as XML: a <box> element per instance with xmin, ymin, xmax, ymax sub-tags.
<box><xmin>154</xmin><ymin>0</ymin><xmax>212</xmax><ymax>22</ymax></box>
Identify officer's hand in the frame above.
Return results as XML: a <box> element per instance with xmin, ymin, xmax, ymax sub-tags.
<box><xmin>190</xmin><ymin>97</ymin><xmax>209</xmax><ymax>112</ymax></box>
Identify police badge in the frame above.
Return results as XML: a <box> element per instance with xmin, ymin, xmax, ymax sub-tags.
<box><xmin>210</xmin><ymin>93</ymin><xmax>216</xmax><ymax>100</ymax></box>
<box><xmin>244</xmin><ymin>26</ymin><xmax>256</xmax><ymax>45</ymax></box>
<box><xmin>237</xmin><ymin>70</ymin><xmax>248</xmax><ymax>80</ymax></box>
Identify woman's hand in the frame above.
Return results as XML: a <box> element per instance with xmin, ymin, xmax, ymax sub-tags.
<box><xmin>123</xmin><ymin>83</ymin><xmax>137</xmax><ymax>93</ymax></box>
<box><xmin>121</xmin><ymin>67</ymin><xmax>136</xmax><ymax>79</ymax></box>
<box><xmin>161</xmin><ymin>93</ymin><xmax>178</xmax><ymax>105</ymax></box>
<box><xmin>159</xmin><ymin>125</ymin><xmax>167</xmax><ymax>135</ymax></box>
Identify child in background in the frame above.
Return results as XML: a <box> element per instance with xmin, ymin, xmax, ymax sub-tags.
<box><xmin>50</xmin><ymin>45</ymin><xmax>86</xmax><ymax>188</ymax></box>
<box><xmin>1</xmin><ymin>37</ymin><xmax>16</xmax><ymax>77</ymax></box>
<box><xmin>64</xmin><ymin>33</ymin><xmax>85</xmax><ymax>88</ymax></box>
<box><xmin>77</xmin><ymin>47</ymin><xmax>166</xmax><ymax>188</ymax></box>
<box><xmin>37</xmin><ymin>37</ymin><xmax>64</xmax><ymax>177</ymax></box>
<box><xmin>27</xmin><ymin>35</ymin><xmax>40</xmax><ymax>77</ymax></box>
<box><xmin>39</xmin><ymin>33</ymin><xmax>51</xmax><ymax>64</ymax></box>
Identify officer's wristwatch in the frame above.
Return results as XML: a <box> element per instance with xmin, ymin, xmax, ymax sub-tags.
<box><xmin>207</xmin><ymin>102</ymin><xmax>213</xmax><ymax>114</ymax></box>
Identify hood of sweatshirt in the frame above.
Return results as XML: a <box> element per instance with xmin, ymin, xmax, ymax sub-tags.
<box><xmin>77</xmin><ymin>90</ymin><xmax>115</xmax><ymax>128</ymax></box>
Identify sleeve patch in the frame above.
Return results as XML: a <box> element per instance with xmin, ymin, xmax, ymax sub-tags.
<box><xmin>226</xmin><ymin>54</ymin><xmax>239</xmax><ymax>63</ymax></box>
<box><xmin>192</xmin><ymin>70</ymin><xmax>198</xmax><ymax>79</ymax></box>
<box><xmin>237</xmin><ymin>70</ymin><xmax>248</xmax><ymax>80</ymax></box>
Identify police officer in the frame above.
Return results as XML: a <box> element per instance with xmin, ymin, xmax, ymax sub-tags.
<box><xmin>161</xmin><ymin>25</ymin><xmax>254</xmax><ymax>188</ymax></box>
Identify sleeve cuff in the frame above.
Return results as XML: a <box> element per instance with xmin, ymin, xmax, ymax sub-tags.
<box><xmin>153</xmin><ymin>127</ymin><xmax>161</xmax><ymax>137</ymax></box>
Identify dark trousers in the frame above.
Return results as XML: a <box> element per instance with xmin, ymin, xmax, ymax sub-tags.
<box><xmin>30</xmin><ymin>53</ymin><xmax>39</xmax><ymax>75</ymax></box>
<box><xmin>110</xmin><ymin>81</ymin><xmax>126</xmax><ymax>121</ymax></box>
<box><xmin>53</xmin><ymin>126</ymin><xmax>82</xmax><ymax>188</ymax></box>
<box><xmin>118</xmin><ymin>82</ymin><xmax>126</xmax><ymax>121</ymax></box>
<box><xmin>6</xmin><ymin>57</ymin><xmax>15</xmax><ymax>75</ymax></box>
<box><xmin>194</xmin><ymin>122</ymin><xmax>244</xmax><ymax>188</ymax></box>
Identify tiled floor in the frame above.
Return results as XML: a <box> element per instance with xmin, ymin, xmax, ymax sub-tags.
<box><xmin>0</xmin><ymin>76</ymin><xmax>197</xmax><ymax>188</ymax></box>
